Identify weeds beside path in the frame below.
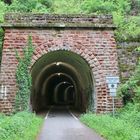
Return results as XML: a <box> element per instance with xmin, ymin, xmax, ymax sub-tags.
<box><xmin>80</xmin><ymin>104</ymin><xmax>140</xmax><ymax>140</ymax></box>
<box><xmin>0</xmin><ymin>111</ymin><xmax>43</xmax><ymax>140</ymax></box>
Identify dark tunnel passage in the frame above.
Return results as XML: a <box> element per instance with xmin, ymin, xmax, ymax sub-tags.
<box><xmin>31</xmin><ymin>50</ymin><xmax>94</xmax><ymax>113</ymax></box>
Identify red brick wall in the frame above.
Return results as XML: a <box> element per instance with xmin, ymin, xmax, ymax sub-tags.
<box><xmin>0</xmin><ymin>14</ymin><xmax>122</xmax><ymax>114</ymax></box>
<box><xmin>0</xmin><ymin>28</ymin><xmax>122</xmax><ymax>113</ymax></box>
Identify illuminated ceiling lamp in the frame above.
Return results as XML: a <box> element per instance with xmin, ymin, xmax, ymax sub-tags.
<box><xmin>57</xmin><ymin>73</ymin><xmax>61</xmax><ymax>76</ymax></box>
<box><xmin>56</xmin><ymin>62</ymin><xmax>61</xmax><ymax>66</ymax></box>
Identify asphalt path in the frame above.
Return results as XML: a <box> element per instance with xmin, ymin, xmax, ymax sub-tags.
<box><xmin>37</xmin><ymin>106</ymin><xmax>104</xmax><ymax>140</ymax></box>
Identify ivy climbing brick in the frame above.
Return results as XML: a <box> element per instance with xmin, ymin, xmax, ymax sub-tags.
<box><xmin>14</xmin><ymin>36</ymin><xmax>34</xmax><ymax>112</ymax></box>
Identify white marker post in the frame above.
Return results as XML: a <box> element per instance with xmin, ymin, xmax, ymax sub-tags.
<box><xmin>106</xmin><ymin>76</ymin><xmax>119</xmax><ymax>117</ymax></box>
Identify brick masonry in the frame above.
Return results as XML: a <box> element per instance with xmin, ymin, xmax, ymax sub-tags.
<box><xmin>0</xmin><ymin>14</ymin><xmax>122</xmax><ymax>114</ymax></box>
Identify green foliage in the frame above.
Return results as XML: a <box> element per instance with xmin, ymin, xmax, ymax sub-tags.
<box><xmin>113</xmin><ymin>13</ymin><xmax>140</xmax><ymax>41</ymax></box>
<box><xmin>130</xmin><ymin>0</ymin><xmax>140</xmax><ymax>15</ymax></box>
<box><xmin>0</xmin><ymin>111</ymin><xmax>43</xmax><ymax>140</ymax></box>
<box><xmin>80</xmin><ymin>0</ymin><xmax>140</xmax><ymax>41</ymax></box>
<box><xmin>118</xmin><ymin>103</ymin><xmax>140</xmax><ymax>126</ymax></box>
<box><xmin>5</xmin><ymin>0</ymin><xmax>50</xmax><ymax>13</ymax></box>
<box><xmin>7</xmin><ymin>0</ymin><xmax>37</xmax><ymax>12</ymax></box>
<box><xmin>80</xmin><ymin>0</ymin><xmax>131</xmax><ymax>14</ymax></box>
<box><xmin>0</xmin><ymin>1</ymin><xmax>6</xmax><ymax>22</ymax></box>
<box><xmin>117</xmin><ymin>51</ymin><xmax>140</xmax><ymax>104</ymax></box>
<box><xmin>115</xmin><ymin>0</ymin><xmax>131</xmax><ymax>13</ymax></box>
<box><xmin>0</xmin><ymin>1</ymin><xmax>6</xmax><ymax>65</ymax></box>
<box><xmin>39</xmin><ymin>0</ymin><xmax>52</xmax><ymax>8</ymax></box>
<box><xmin>80</xmin><ymin>104</ymin><xmax>140</xmax><ymax>140</ymax></box>
<box><xmin>15</xmin><ymin>36</ymin><xmax>34</xmax><ymax>112</ymax></box>
<box><xmin>0</xmin><ymin>29</ymin><xmax>4</xmax><ymax>65</ymax></box>
<box><xmin>50</xmin><ymin>0</ymin><xmax>82</xmax><ymax>14</ymax></box>
<box><xmin>81</xmin><ymin>0</ymin><xmax>116</xmax><ymax>14</ymax></box>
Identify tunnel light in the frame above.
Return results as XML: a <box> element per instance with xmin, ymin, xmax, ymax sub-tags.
<box><xmin>56</xmin><ymin>62</ymin><xmax>60</xmax><ymax>66</ymax></box>
<box><xmin>63</xmin><ymin>82</ymin><xmax>66</xmax><ymax>84</ymax></box>
<box><xmin>58</xmin><ymin>73</ymin><xmax>61</xmax><ymax>76</ymax></box>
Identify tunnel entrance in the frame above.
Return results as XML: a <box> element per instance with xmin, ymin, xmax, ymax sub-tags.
<box><xmin>31</xmin><ymin>50</ymin><xmax>94</xmax><ymax>113</ymax></box>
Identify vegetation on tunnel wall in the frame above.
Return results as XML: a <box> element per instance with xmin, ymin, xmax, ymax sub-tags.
<box><xmin>0</xmin><ymin>1</ymin><xmax>6</xmax><ymax>66</ymax></box>
<box><xmin>0</xmin><ymin>29</ymin><xmax>4</xmax><ymax>65</ymax></box>
<box><xmin>117</xmin><ymin>47</ymin><xmax>140</xmax><ymax>105</ymax></box>
<box><xmin>14</xmin><ymin>36</ymin><xmax>34</xmax><ymax>112</ymax></box>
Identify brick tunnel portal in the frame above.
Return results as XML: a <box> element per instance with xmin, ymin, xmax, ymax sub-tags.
<box><xmin>31</xmin><ymin>50</ymin><xmax>94</xmax><ymax>112</ymax></box>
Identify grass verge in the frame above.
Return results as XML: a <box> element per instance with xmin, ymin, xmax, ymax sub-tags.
<box><xmin>0</xmin><ymin>111</ymin><xmax>43</xmax><ymax>140</ymax></box>
<box><xmin>80</xmin><ymin>104</ymin><xmax>140</xmax><ymax>140</ymax></box>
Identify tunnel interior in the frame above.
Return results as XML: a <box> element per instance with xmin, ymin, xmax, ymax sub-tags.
<box><xmin>31</xmin><ymin>50</ymin><xmax>94</xmax><ymax>112</ymax></box>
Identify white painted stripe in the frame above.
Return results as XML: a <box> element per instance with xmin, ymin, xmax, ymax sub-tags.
<box><xmin>69</xmin><ymin>110</ymin><xmax>79</xmax><ymax>121</ymax></box>
<box><xmin>45</xmin><ymin>106</ymin><xmax>52</xmax><ymax>120</ymax></box>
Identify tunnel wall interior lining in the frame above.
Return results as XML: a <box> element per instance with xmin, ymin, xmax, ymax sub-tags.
<box><xmin>31</xmin><ymin>50</ymin><xmax>94</xmax><ymax>112</ymax></box>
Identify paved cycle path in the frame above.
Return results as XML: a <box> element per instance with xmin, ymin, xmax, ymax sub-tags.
<box><xmin>37</xmin><ymin>106</ymin><xmax>104</xmax><ymax>140</ymax></box>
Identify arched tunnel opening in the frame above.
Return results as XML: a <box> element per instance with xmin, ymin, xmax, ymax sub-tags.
<box><xmin>31</xmin><ymin>50</ymin><xmax>94</xmax><ymax>113</ymax></box>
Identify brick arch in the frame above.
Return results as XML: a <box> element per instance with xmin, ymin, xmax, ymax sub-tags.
<box><xmin>31</xmin><ymin>46</ymin><xmax>97</xmax><ymax>112</ymax></box>
<box><xmin>31</xmin><ymin>44</ymin><xmax>103</xmax><ymax>82</ymax></box>
<box><xmin>31</xmin><ymin>44</ymin><xmax>104</xmax><ymax>112</ymax></box>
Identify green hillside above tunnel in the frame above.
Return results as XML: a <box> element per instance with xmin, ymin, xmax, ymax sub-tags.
<box><xmin>0</xmin><ymin>0</ymin><xmax>140</xmax><ymax>42</ymax></box>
